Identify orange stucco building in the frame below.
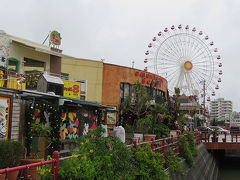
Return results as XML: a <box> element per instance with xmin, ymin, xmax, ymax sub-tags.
<box><xmin>102</xmin><ymin>63</ymin><xmax>168</xmax><ymax>108</ymax></box>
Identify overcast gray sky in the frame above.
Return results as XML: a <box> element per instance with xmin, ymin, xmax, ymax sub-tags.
<box><xmin>0</xmin><ymin>0</ymin><xmax>239</xmax><ymax>110</ymax></box>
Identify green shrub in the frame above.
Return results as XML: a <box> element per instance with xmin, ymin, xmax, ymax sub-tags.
<box><xmin>58</xmin><ymin>155</ymin><xmax>96</xmax><ymax>180</ymax></box>
<box><xmin>0</xmin><ymin>140</ymin><xmax>24</xmax><ymax>168</ymax></box>
<box><xmin>179</xmin><ymin>135</ymin><xmax>194</xmax><ymax>167</ymax></box>
<box><xmin>188</xmin><ymin>132</ymin><xmax>198</xmax><ymax>157</ymax></box>
<box><xmin>165</xmin><ymin>149</ymin><xmax>185</xmax><ymax>179</ymax></box>
<box><xmin>76</xmin><ymin>126</ymin><xmax>135</xmax><ymax>179</ymax></box>
<box><xmin>152</xmin><ymin>122</ymin><xmax>170</xmax><ymax>138</ymax></box>
<box><xmin>132</xmin><ymin>144</ymin><xmax>169</xmax><ymax>180</ymax></box>
<box><xmin>38</xmin><ymin>155</ymin><xmax>53</xmax><ymax>180</ymax></box>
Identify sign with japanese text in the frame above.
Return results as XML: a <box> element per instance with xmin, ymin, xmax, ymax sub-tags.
<box><xmin>63</xmin><ymin>80</ymin><xmax>81</xmax><ymax>99</ymax></box>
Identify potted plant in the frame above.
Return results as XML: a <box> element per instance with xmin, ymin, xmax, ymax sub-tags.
<box><xmin>30</xmin><ymin>123</ymin><xmax>52</xmax><ymax>158</ymax></box>
<box><xmin>20</xmin><ymin>153</ymin><xmax>44</xmax><ymax>180</ymax></box>
<box><xmin>0</xmin><ymin>140</ymin><xmax>24</xmax><ymax>180</ymax></box>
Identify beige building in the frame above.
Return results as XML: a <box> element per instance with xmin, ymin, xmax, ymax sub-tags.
<box><xmin>61</xmin><ymin>58</ymin><xmax>103</xmax><ymax>103</ymax></box>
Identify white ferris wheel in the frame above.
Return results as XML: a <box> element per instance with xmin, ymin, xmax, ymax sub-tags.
<box><xmin>144</xmin><ymin>24</ymin><xmax>222</xmax><ymax>102</ymax></box>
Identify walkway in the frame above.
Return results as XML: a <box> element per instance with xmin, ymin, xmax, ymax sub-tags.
<box><xmin>203</xmin><ymin>133</ymin><xmax>240</xmax><ymax>150</ymax></box>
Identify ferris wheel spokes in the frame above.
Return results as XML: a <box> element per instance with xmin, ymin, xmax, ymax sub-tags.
<box><xmin>144</xmin><ymin>24</ymin><xmax>222</xmax><ymax>97</ymax></box>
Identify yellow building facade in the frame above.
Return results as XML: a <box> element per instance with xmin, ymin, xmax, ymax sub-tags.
<box><xmin>61</xmin><ymin>58</ymin><xmax>103</xmax><ymax>103</ymax></box>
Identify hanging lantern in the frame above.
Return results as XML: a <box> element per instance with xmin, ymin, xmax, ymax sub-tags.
<box><xmin>144</xmin><ymin>58</ymin><xmax>148</xmax><ymax>63</ymax></box>
<box><xmin>199</xmin><ymin>31</ymin><xmax>203</xmax><ymax>35</ymax></box>
<box><xmin>219</xmin><ymin>70</ymin><xmax>222</xmax><ymax>75</ymax></box>
<box><xmin>148</xmin><ymin>43</ymin><xmax>152</xmax><ymax>48</ymax></box>
<box><xmin>205</xmin><ymin>36</ymin><xmax>209</xmax><ymax>40</ymax></box>
<box><xmin>218</xmin><ymin>63</ymin><xmax>222</xmax><ymax>67</ymax></box>
<box><xmin>171</xmin><ymin>25</ymin><xmax>175</xmax><ymax>30</ymax></box>
<box><xmin>214</xmin><ymin>48</ymin><xmax>218</xmax><ymax>52</ymax></box>
<box><xmin>152</xmin><ymin>37</ymin><xmax>157</xmax><ymax>41</ymax></box>
<box><xmin>207</xmin><ymin>97</ymin><xmax>210</xmax><ymax>101</ymax></box>
<box><xmin>142</xmin><ymin>78</ymin><xmax>146</xmax><ymax>84</ymax></box>
<box><xmin>218</xmin><ymin>78</ymin><xmax>221</xmax><ymax>82</ymax></box>
<box><xmin>158</xmin><ymin>31</ymin><xmax>162</xmax><ymax>36</ymax></box>
<box><xmin>164</xmin><ymin>28</ymin><xmax>168</xmax><ymax>32</ymax></box>
<box><xmin>178</xmin><ymin>24</ymin><xmax>182</xmax><ymax>29</ymax></box>
<box><xmin>201</xmin><ymin>103</ymin><xmax>204</xmax><ymax>106</ymax></box>
<box><xmin>192</xmin><ymin>27</ymin><xmax>196</xmax><ymax>32</ymax></box>
<box><xmin>185</xmin><ymin>25</ymin><xmax>189</xmax><ymax>30</ymax></box>
<box><xmin>144</xmin><ymin>67</ymin><xmax>148</xmax><ymax>72</ymax></box>
<box><xmin>215</xmin><ymin>85</ymin><xmax>219</xmax><ymax>90</ymax></box>
<box><xmin>210</xmin><ymin>41</ymin><xmax>214</xmax><ymax>46</ymax></box>
<box><xmin>212</xmin><ymin>92</ymin><xmax>215</xmax><ymax>96</ymax></box>
<box><xmin>145</xmin><ymin>51</ymin><xmax>149</xmax><ymax>55</ymax></box>
<box><xmin>217</xmin><ymin>55</ymin><xmax>221</xmax><ymax>60</ymax></box>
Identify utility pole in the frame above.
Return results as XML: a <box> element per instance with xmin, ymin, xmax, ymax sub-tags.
<box><xmin>202</xmin><ymin>79</ymin><xmax>206</xmax><ymax>125</ymax></box>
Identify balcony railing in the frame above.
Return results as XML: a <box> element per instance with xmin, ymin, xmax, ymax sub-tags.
<box><xmin>0</xmin><ymin>68</ymin><xmax>69</xmax><ymax>91</ymax></box>
<box><xmin>0</xmin><ymin>68</ymin><xmax>26</xmax><ymax>90</ymax></box>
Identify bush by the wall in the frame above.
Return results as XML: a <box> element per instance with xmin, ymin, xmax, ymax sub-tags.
<box><xmin>0</xmin><ymin>140</ymin><xmax>24</xmax><ymax>169</ymax></box>
<box><xmin>179</xmin><ymin>135</ymin><xmax>194</xmax><ymax>167</ymax></box>
<box><xmin>188</xmin><ymin>132</ymin><xmax>198</xmax><ymax>157</ymax></box>
<box><xmin>165</xmin><ymin>149</ymin><xmax>186</xmax><ymax>179</ymax></box>
<box><xmin>132</xmin><ymin>144</ymin><xmax>169</xmax><ymax>180</ymax></box>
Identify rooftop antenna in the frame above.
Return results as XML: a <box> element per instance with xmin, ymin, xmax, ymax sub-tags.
<box><xmin>132</xmin><ymin>60</ymin><xmax>135</xmax><ymax>68</ymax></box>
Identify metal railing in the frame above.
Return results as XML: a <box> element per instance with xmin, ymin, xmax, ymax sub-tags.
<box><xmin>127</xmin><ymin>131</ymin><xmax>201</xmax><ymax>156</ymax></box>
<box><xmin>0</xmin><ymin>132</ymin><xmax>201</xmax><ymax>180</ymax></box>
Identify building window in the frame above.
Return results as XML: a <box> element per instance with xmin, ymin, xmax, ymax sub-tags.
<box><xmin>7</xmin><ymin>57</ymin><xmax>20</xmax><ymax>72</ymax></box>
<box><xmin>23</xmin><ymin>57</ymin><xmax>45</xmax><ymax>73</ymax></box>
<box><xmin>61</xmin><ymin>72</ymin><xmax>69</xmax><ymax>80</ymax></box>
<box><xmin>120</xmin><ymin>83</ymin><xmax>131</xmax><ymax>103</ymax></box>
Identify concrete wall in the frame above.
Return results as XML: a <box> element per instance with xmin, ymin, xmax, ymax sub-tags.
<box><xmin>50</xmin><ymin>55</ymin><xmax>61</xmax><ymax>75</ymax></box>
<box><xmin>61</xmin><ymin>58</ymin><xmax>103</xmax><ymax>103</ymax></box>
<box><xmin>171</xmin><ymin>143</ymin><xmax>219</xmax><ymax>180</ymax></box>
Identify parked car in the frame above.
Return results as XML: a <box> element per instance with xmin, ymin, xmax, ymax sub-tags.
<box><xmin>209</xmin><ymin>126</ymin><xmax>229</xmax><ymax>134</ymax></box>
<box><xmin>197</xmin><ymin>126</ymin><xmax>213</xmax><ymax>142</ymax></box>
<box><xmin>197</xmin><ymin>126</ymin><xmax>213</xmax><ymax>132</ymax></box>
<box><xmin>230</xmin><ymin>126</ymin><xmax>240</xmax><ymax>135</ymax></box>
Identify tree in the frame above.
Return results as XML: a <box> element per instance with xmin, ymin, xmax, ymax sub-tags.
<box><xmin>120</xmin><ymin>80</ymin><xmax>151</xmax><ymax>128</ymax></box>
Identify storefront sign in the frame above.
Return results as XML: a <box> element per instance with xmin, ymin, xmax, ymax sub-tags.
<box><xmin>50</xmin><ymin>31</ymin><xmax>61</xmax><ymax>46</ymax></box>
<box><xmin>0</xmin><ymin>97</ymin><xmax>10</xmax><ymax>140</ymax></box>
<box><xmin>107</xmin><ymin>111</ymin><xmax>117</xmax><ymax>125</ymax></box>
<box><xmin>63</xmin><ymin>80</ymin><xmax>81</xmax><ymax>99</ymax></box>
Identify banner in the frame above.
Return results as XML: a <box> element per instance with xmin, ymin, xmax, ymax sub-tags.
<box><xmin>0</xmin><ymin>97</ymin><xmax>10</xmax><ymax>140</ymax></box>
<box><xmin>63</xmin><ymin>80</ymin><xmax>81</xmax><ymax>99</ymax></box>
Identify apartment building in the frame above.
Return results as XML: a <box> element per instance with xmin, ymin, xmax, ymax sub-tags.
<box><xmin>210</xmin><ymin>98</ymin><xmax>232</xmax><ymax>123</ymax></box>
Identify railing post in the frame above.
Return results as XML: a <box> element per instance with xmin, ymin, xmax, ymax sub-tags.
<box><xmin>198</xmin><ymin>131</ymin><xmax>201</xmax><ymax>144</ymax></box>
<box><xmin>133</xmin><ymin>140</ymin><xmax>137</xmax><ymax>149</ymax></box>
<box><xmin>177</xmin><ymin>134</ymin><xmax>180</xmax><ymax>155</ymax></box>
<box><xmin>224</xmin><ymin>132</ymin><xmax>227</xmax><ymax>142</ymax></box>
<box><xmin>151</xmin><ymin>138</ymin><xmax>154</xmax><ymax>152</ymax></box>
<box><xmin>52</xmin><ymin>151</ymin><xmax>59</xmax><ymax>180</ymax></box>
<box><xmin>162</xmin><ymin>135</ymin><xmax>165</xmax><ymax>156</ymax></box>
<box><xmin>171</xmin><ymin>135</ymin><xmax>174</xmax><ymax>152</ymax></box>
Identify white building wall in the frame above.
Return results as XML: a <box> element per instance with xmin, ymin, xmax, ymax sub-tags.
<box><xmin>210</xmin><ymin>98</ymin><xmax>233</xmax><ymax>122</ymax></box>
